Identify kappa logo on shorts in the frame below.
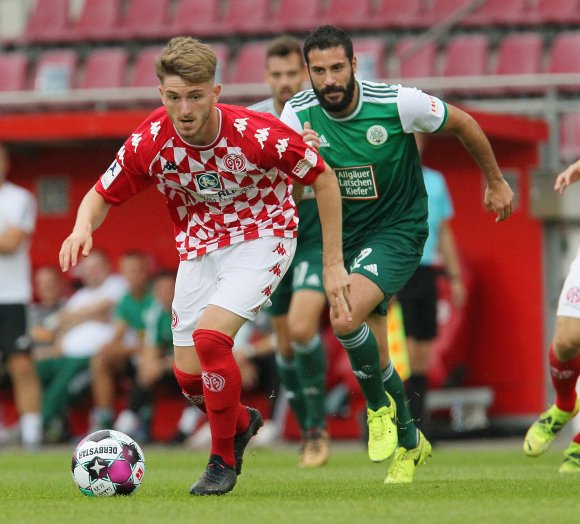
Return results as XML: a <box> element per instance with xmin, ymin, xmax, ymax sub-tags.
<box><xmin>566</xmin><ymin>286</ymin><xmax>580</xmax><ymax>305</ymax></box>
<box><xmin>171</xmin><ymin>308</ymin><xmax>179</xmax><ymax>329</ymax></box>
<box><xmin>202</xmin><ymin>372</ymin><xmax>226</xmax><ymax>392</ymax></box>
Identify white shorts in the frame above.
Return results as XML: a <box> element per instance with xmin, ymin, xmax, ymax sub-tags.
<box><xmin>172</xmin><ymin>236</ymin><xmax>296</xmax><ymax>347</ymax></box>
<box><xmin>557</xmin><ymin>246</ymin><xmax>580</xmax><ymax>318</ymax></box>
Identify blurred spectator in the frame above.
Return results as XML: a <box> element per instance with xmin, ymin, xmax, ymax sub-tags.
<box><xmin>36</xmin><ymin>250</ymin><xmax>126</xmax><ymax>442</ymax></box>
<box><xmin>28</xmin><ymin>265</ymin><xmax>68</xmax><ymax>360</ymax></box>
<box><xmin>0</xmin><ymin>143</ymin><xmax>42</xmax><ymax>449</ymax></box>
<box><xmin>113</xmin><ymin>270</ymin><xmax>175</xmax><ymax>441</ymax></box>
<box><xmin>89</xmin><ymin>251</ymin><xmax>153</xmax><ymax>431</ymax></box>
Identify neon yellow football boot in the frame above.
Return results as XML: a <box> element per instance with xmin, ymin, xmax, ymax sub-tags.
<box><xmin>367</xmin><ymin>393</ymin><xmax>397</xmax><ymax>462</ymax></box>
<box><xmin>384</xmin><ymin>431</ymin><xmax>432</xmax><ymax>484</ymax></box>
<box><xmin>523</xmin><ymin>400</ymin><xmax>580</xmax><ymax>457</ymax></box>
<box><xmin>559</xmin><ymin>442</ymin><xmax>580</xmax><ymax>474</ymax></box>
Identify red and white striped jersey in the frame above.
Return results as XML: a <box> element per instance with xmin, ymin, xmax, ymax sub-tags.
<box><xmin>95</xmin><ymin>104</ymin><xmax>325</xmax><ymax>260</ymax></box>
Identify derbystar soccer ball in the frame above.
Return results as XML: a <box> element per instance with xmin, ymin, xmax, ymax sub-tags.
<box><xmin>71</xmin><ymin>429</ymin><xmax>146</xmax><ymax>496</ymax></box>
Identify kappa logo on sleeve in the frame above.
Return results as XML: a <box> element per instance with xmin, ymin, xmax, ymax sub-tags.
<box><xmin>101</xmin><ymin>159</ymin><xmax>122</xmax><ymax>189</ymax></box>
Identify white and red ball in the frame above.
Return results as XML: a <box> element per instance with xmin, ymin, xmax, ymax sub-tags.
<box><xmin>71</xmin><ymin>429</ymin><xmax>146</xmax><ymax>496</ymax></box>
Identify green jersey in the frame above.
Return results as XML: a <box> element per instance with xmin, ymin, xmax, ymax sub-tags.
<box><xmin>114</xmin><ymin>289</ymin><xmax>154</xmax><ymax>331</ymax></box>
<box><xmin>281</xmin><ymin>80</ymin><xmax>448</xmax><ymax>250</ymax></box>
<box><xmin>249</xmin><ymin>98</ymin><xmax>322</xmax><ymax>257</ymax></box>
<box><xmin>144</xmin><ymin>302</ymin><xmax>173</xmax><ymax>356</ymax></box>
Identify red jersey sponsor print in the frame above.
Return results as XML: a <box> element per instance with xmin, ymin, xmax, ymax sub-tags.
<box><xmin>95</xmin><ymin>104</ymin><xmax>325</xmax><ymax>260</ymax></box>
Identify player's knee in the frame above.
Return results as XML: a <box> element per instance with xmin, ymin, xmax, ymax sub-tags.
<box><xmin>7</xmin><ymin>353</ymin><xmax>36</xmax><ymax>381</ymax></box>
<box><xmin>553</xmin><ymin>335</ymin><xmax>580</xmax><ymax>362</ymax></box>
<box><xmin>288</xmin><ymin>323</ymin><xmax>318</xmax><ymax>345</ymax></box>
<box><xmin>331</xmin><ymin>316</ymin><xmax>362</xmax><ymax>337</ymax></box>
<box><xmin>192</xmin><ymin>328</ymin><xmax>234</xmax><ymax>368</ymax></box>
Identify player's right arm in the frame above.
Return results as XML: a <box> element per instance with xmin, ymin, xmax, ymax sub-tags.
<box><xmin>59</xmin><ymin>186</ymin><xmax>110</xmax><ymax>272</ymax></box>
<box><xmin>555</xmin><ymin>159</ymin><xmax>580</xmax><ymax>193</ymax></box>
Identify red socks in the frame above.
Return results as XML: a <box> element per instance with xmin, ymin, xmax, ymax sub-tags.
<box><xmin>193</xmin><ymin>329</ymin><xmax>247</xmax><ymax>468</ymax></box>
<box><xmin>173</xmin><ymin>364</ymin><xmax>207</xmax><ymax>413</ymax></box>
<box><xmin>549</xmin><ymin>344</ymin><xmax>580</xmax><ymax>413</ymax></box>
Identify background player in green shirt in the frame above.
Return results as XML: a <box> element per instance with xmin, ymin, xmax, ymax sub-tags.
<box><xmin>251</xmin><ymin>36</ymin><xmax>330</xmax><ymax>468</ymax></box>
<box><xmin>281</xmin><ymin>25</ymin><xmax>514</xmax><ymax>484</ymax></box>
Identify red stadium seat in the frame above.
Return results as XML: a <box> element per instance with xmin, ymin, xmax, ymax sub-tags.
<box><xmin>440</xmin><ymin>35</ymin><xmax>489</xmax><ymax>96</ymax></box>
<box><xmin>220</xmin><ymin>0</ymin><xmax>271</xmax><ymax>35</ymax></box>
<box><xmin>212</xmin><ymin>43</ymin><xmax>231</xmax><ymax>84</ymax></box>
<box><xmin>492</xmin><ymin>33</ymin><xmax>544</xmax><ymax>95</ymax></box>
<box><xmin>130</xmin><ymin>46</ymin><xmax>164</xmax><ymax>88</ymax></box>
<box><xmin>373</xmin><ymin>0</ymin><xmax>428</xmax><ymax>29</ymax></box>
<box><xmin>324</xmin><ymin>0</ymin><xmax>375</xmax><ymax>31</ymax></box>
<box><xmin>118</xmin><ymin>0</ymin><xmax>171</xmax><ymax>40</ymax></box>
<box><xmin>390</xmin><ymin>38</ymin><xmax>437</xmax><ymax>79</ymax></box>
<box><xmin>168</xmin><ymin>0</ymin><xmax>222</xmax><ymax>38</ymax></box>
<box><xmin>559</xmin><ymin>112</ymin><xmax>580</xmax><ymax>163</ymax></box>
<box><xmin>353</xmin><ymin>38</ymin><xmax>387</xmax><ymax>81</ymax></box>
<box><xmin>64</xmin><ymin>0</ymin><xmax>121</xmax><ymax>42</ymax></box>
<box><xmin>529</xmin><ymin>0</ymin><xmax>580</xmax><ymax>26</ymax></box>
<box><xmin>19</xmin><ymin>0</ymin><xmax>70</xmax><ymax>43</ymax></box>
<box><xmin>271</xmin><ymin>0</ymin><xmax>325</xmax><ymax>34</ymax></box>
<box><xmin>79</xmin><ymin>48</ymin><xmax>129</xmax><ymax>89</ymax></box>
<box><xmin>32</xmin><ymin>50</ymin><xmax>78</xmax><ymax>92</ymax></box>
<box><xmin>425</xmin><ymin>0</ymin><xmax>475</xmax><ymax>26</ymax></box>
<box><xmin>0</xmin><ymin>52</ymin><xmax>28</xmax><ymax>92</ymax></box>
<box><xmin>231</xmin><ymin>42</ymin><xmax>269</xmax><ymax>84</ymax></box>
<box><xmin>547</xmin><ymin>32</ymin><xmax>580</xmax><ymax>93</ymax></box>
<box><xmin>462</xmin><ymin>0</ymin><xmax>530</xmax><ymax>27</ymax></box>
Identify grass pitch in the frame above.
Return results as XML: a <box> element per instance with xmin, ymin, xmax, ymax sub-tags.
<box><xmin>1</xmin><ymin>441</ymin><xmax>579</xmax><ymax>524</ymax></box>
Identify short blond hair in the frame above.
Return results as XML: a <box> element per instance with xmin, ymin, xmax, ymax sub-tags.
<box><xmin>155</xmin><ymin>36</ymin><xmax>217</xmax><ymax>84</ymax></box>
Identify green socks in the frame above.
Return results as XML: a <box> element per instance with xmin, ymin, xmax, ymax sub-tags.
<box><xmin>383</xmin><ymin>361</ymin><xmax>418</xmax><ymax>449</ymax></box>
<box><xmin>292</xmin><ymin>334</ymin><xmax>326</xmax><ymax>430</ymax></box>
<box><xmin>337</xmin><ymin>323</ymin><xmax>389</xmax><ymax>411</ymax></box>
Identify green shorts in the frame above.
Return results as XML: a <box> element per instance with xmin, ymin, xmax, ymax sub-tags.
<box><xmin>268</xmin><ymin>251</ymin><xmax>325</xmax><ymax>317</ymax></box>
<box><xmin>344</xmin><ymin>227</ymin><xmax>426</xmax><ymax>316</ymax></box>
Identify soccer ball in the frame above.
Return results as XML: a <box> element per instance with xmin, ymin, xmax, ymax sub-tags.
<box><xmin>71</xmin><ymin>429</ymin><xmax>146</xmax><ymax>496</ymax></box>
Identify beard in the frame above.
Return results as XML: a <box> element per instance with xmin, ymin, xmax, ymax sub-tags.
<box><xmin>312</xmin><ymin>73</ymin><xmax>356</xmax><ymax>113</ymax></box>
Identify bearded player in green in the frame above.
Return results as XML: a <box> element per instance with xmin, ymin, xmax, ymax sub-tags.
<box><xmin>281</xmin><ymin>25</ymin><xmax>514</xmax><ymax>483</ymax></box>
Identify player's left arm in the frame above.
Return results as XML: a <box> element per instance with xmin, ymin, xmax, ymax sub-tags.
<box><xmin>0</xmin><ymin>226</ymin><xmax>30</xmax><ymax>254</ymax></box>
<box><xmin>554</xmin><ymin>159</ymin><xmax>580</xmax><ymax>193</ymax></box>
<box><xmin>440</xmin><ymin>105</ymin><xmax>514</xmax><ymax>222</ymax></box>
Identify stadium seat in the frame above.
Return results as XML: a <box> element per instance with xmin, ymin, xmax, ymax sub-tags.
<box><xmin>212</xmin><ymin>43</ymin><xmax>231</xmax><ymax>84</ymax></box>
<box><xmin>230</xmin><ymin>42</ymin><xmax>269</xmax><ymax>84</ymax></box>
<box><xmin>271</xmin><ymin>0</ymin><xmax>325</xmax><ymax>34</ymax></box>
<box><xmin>0</xmin><ymin>52</ymin><xmax>28</xmax><ymax>92</ymax></box>
<box><xmin>389</xmin><ymin>38</ymin><xmax>437</xmax><ymax>79</ymax></box>
<box><xmin>168</xmin><ymin>0</ymin><xmax>222</xmax><ymax>38</ymax></box>
<box><xmin>64</xmin><ymin>0</ymin><xmax>121</xmax><ymax>42</ymax></box>
<box><xmin>528</xmin><ymin>0</ymin><xmax>580</xmax><ymax>26</ymax></box>
<box><xmin>324</xmin><ymin>0</ymin><xmax>375</xmax><ymax>31</ymax></box>
<box><xmin>130</xmin><ymin>46</ymin><xmax>164</xmax><ymax>88</ymax></box>
<box><xmin>440</xmin><ymin>35</ymin><xmax>490</xmax><ymax>96</ymax></box>
<box><xmin>32</xmin><ymin>50</ymin><xmax>78</xmax><ymax>92</ymax></box>
<box><xmin>559</xmin><ymin>112</ymin><xmax>580</xmax><ymax>163</ymax></box>
<box><xmin>19</xmin><ymin>0</ymin><xmax>70</xmax><ymax>43</ymax></box>
<box><xmin>547</xmin><ymin>32</ymin><xmax>580</xmax><ymax>93</ymax></box>
<box><xmin>220</xmin><ymin>0</ymin><xmax>271</xmax><ymax>35</ymax></box>
<box><xmin>462</xmin><ymin>0</ymin><xmax>530</xmax><ymax>27</ymax></box>
<box><xmin>425</xmin><ymin>0</ymin><xmax>475</xmax><ymax>26</ymax></box>
<box><xmin>492</xmin><ymin>33</ymin><xmax>544</xmax><ymax>95</ymax></box>
<box><xmin>353</xmin><ymin>38</ymin><xmax>387</xmax><ymax>81</ymax></box>
<box><xmin>79</xmin><ymin>48</ymin><xmax>129</xmax><ymax>89</ymax></box>
<box><xmin>373</xmin><ymin>0</ymin><xmax>428</xmax><ymax>29</ymax></box>
<box><xmin>118</xmin><ymin>0</ymin><xmax>171</xmax><ymax>40</ymax></box>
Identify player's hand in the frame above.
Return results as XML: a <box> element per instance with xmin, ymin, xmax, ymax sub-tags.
<box><xmin>324</xmin><ymin>263</ymin><xmax>352</xmax><ymax>323</ymax></box>
<box><xmin>59</xmin><ymin>228</ymin><xmax>93</xmax><ymax>272</ymax></box>
<box><xmin>302</xmin><ymin>121</ymin><xmax>320</xmax><ymax>151</ymax></box>
<box><xmin>554</xmin><ymin>161</ymin><xmax>580</xmax><ymax>194</ymax></box>
<box><xmin>484</xmin><ymin>178</ymin><xmax>514</xmax><ymax>222</ymax></box>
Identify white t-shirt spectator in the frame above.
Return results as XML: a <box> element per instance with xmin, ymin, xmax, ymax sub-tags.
<box><xmin>0</xmin><ymin>181</ymin><xmax>36</xmax><ymax>303</ymax></box>
<box><xmin>60</xmin><ymin>274</ymin><xmax>128</xmax><ymax>358</ymax></box>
